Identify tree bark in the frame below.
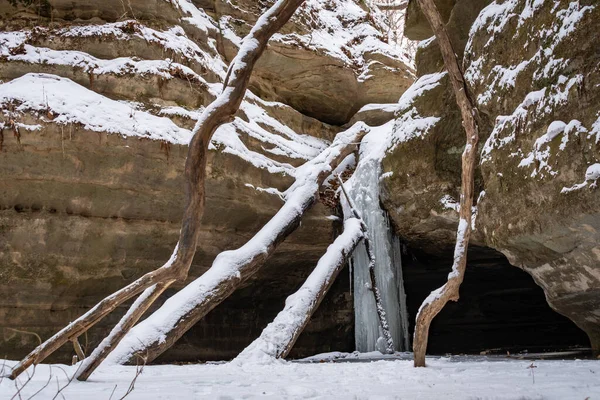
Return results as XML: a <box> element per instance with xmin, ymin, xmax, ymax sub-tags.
<box><xmin>338</xmin><ymin>176</ymin><xmax>394</xmax><ymax>354</ymax></box>
<box><xmin>8</xmin><ymin>0</ymin><xmax>307</xmax><ymax>381</ymax></box>
<box><xmin>234</xmin><ymin>217</ymin><xmax>364</xmax><ymax>362</ymax></box>
<box><xmin>412</xmin><ymin>0</ymin><xmax>479</xmax><ymax>368</ymax></box>
<box><xmin>71</xmin><ymin>339</ymin><xmax>85</xmax><ymax>362</ymax></box>
<box><xmin>75</xmin><ymin>282</ymin><xmax>172</xmax><ymax>381</ymax></box>
<box><xmin>109</xmin><ymin>124</ymin><xmax>369</xmax><ymax>366</ymax></box>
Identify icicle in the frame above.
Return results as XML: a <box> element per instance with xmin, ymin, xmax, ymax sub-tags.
<box><xmin>349</xmin><ymin>257</ymin><xmax>353</xmax><ymax>293</ymax></box>
<box><xmin>392</xmin><ymin>229</ymin><xmax>411</xmax><ymax>351</ymax></box>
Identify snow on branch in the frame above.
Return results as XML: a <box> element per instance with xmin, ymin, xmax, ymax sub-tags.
<box><xmin>106</xmin><ymin>122</ymin><xmax>370</xmax><ymax>365</ymax></box>
<box><xmin>234</xmin><ymin>217</ymin><xmax>364</xmax><ymax>363</ymax></box>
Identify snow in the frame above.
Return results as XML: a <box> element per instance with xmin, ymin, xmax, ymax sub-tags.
<box><xmin>397</xmin><ymin>72</ymin><xmax>446</xmax><ymax>111</ymax></box>
<box><xmin>238</xmin><ymin>96</ymin><xmax>327</xmax><ymax>161</ymax></box>
<box><xmin>106</xmin><ymin>123</ymin><xmax>370</xmax><ymax>365</ymax></box>
<box><xmin>353</xmin><ymin>70</ymin><xmax>445</xmax><ymax>119</ymax></box>
<box><xmin>465</xmin><ymin>0</ymin><xmax>595</xmax><ymax>106</ymax></box>
<box><xmin>561</xmin><ymin>163</ymin><xmax>600</xmax><ymax>194</ymax></box>
<box><xmin>449</xmin><ymin>218</ymin><xmax>469</xmax><ymax>279</ymax></box>
<box><xmin>234</xmin><ymin>218</ymin><xmax>363</xmax><ymax>363</ymax></box>
<box><xmin>0</xmin><ymin>34</ymin><xmax>205</xmax><ymax>82</ymax></box>
<box><xmin>417</xmin><ymin>217</ymin><xmax>469</xmax><ymax>315</ymax></box>
<box><xmin>546</xmin><ymin>120</ymin><xmax>567</xmax><ymax>141</ymax></box>
<box><xmin>2</xmin><ymin>357</ymin><xmax>599</xmax><ymax>399</ymax></box>
<box><xmin>348</xmin><ymin>72</ymin><xmax>445</xmax><ymax>169</ymax></box>
<box><xmin>0</xmin><ymin>73</ymin><xmax>329</xmax><ymax>178</ymax></box>
<box><xmin>480</xmin><ymin>74</ymin><xmax>593</xmax><ymax>180</ymax></box>
<box><xmin>0</xmin><ymin>73</ymin><xmax>192</xmax><ymax>144</ymax></box>
<box><xmin>357</xmin><ymin>102</ymin><xmax>401</xmax><ymax>114</ymax></box>
<box><xmin>440</xmin><ymin>195</ymin><xmax>460</xmax><ymax>212</ymax></box>
<box><xmin>268</xmin><ymin>0</ymin><xmax>414</xmax><ymax>79</ymax></box>
<box><xmin>324</xmin><ymin>153</ymin><xmax>356</xmax><ymax>187</ymax></box>
<box><xmin>471</xmin><ymin>191</ymin><xmax>485</xmax><ymax>230</ymax></box>
<box><xmin>0</xmin><ymin>0</ymin><xmax>410</xmax><ymax>179</ymax></box>
<box><xmin>167</xmin><ymin>0</ymin><xmax>218</xmax><ymax>37</ymax></box>
<box><xmin>418</xmin><ymin>36</ymin><xmax>435</xmax><ymax>49</ymax></box>
<box><xmin>0</xmin><ymin>20</ymin><xmax>227</xmax><ymax>81</ymax></box>
<box><xmin>244</xmin><ymin>184</ymin><xmax>285</xmax><ymax>200</ymax></box>
<box><xmin>56</xmin><ymin>21</ymin><xmax>228</xmax><ymax>78</ymax></box>
<box><xmin>224</xmin><ymin>0</ymin><xmax>294</xmax><ymax>85</ymax></box>
<box><xmin>585</xmin><ymin>164</ymin><xmax>600</xmax><ymax>181</ymax></box>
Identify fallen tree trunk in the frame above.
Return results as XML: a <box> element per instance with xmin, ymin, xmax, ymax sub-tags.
<box><xmin>8</xmin><ymin>0</ymin><xmax>308</xmax><ymax>381</ymax></box>
<box><xmin>412</xmin><ymin>0</ymin><xmax>480</xmax><ymax>367</ymax></box>
<box><xmin>234</xmin><ymin>217</ymin><xmax>364</xmax><ymax>362</ymax></box>
<box><xmin>107</xmin><ymin>123</ymin><xmax>370</xmax><ymax>366</ymax></box>
<box><xmin>338</xmin><ymin>176</ymin><xmax>394</xmax><ymax>354</ymax></box>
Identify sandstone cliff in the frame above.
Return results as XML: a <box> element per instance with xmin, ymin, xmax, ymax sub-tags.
<box><xmin>1</xmin><ymin>0</ymin><xmax>597</xmax><ymax>363</ymax></box>
<box><xmin>0</xmin><ymin>0</ymin><xmax>413</xmax><ymax>361</ymax></box>
<box><xmin>382</xmin><ymin>0</ymin><xmax>599</xmax><ymax>351</ymax></box>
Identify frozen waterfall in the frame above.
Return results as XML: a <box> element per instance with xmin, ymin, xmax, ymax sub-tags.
<box><xmin>344</xmin><ymin>159</ymin><xmax>410</xmax><ymax>352</ymax></box>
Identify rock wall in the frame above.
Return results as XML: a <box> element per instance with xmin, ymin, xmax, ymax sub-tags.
<box><xmin>1</xmin><ymin>0</ymin><xmax>596</xmax><ymax>362</ymax></box>
<box><xmin>0</xmin><ymin>0</ymin><xmax>411</xmax><ymax>361</ymax></box>
<box><xmin>382</xmin><ymin>0</ymin><xmax>599</xmax><ymax>351</ymax></box>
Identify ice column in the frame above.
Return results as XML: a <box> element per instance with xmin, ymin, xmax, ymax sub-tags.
<box><xmin>345</xmin><ymin>159</ymin><xmax>410</xmax><ymax>352</ymax></box>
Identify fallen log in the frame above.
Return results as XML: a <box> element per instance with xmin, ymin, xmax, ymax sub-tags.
<box><xmin>234</xmin><ymin>217</ymin><xmax>364</xmax><ymax>362</ymax></box>
<box><xmin>107</xmin><ymin>123</ymin><xmax>370</xmax><ymax>366</ymax></box>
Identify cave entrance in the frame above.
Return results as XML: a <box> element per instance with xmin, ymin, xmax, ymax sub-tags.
<box><xmin>402</xmin><ymin>245</ymin><xmax>590</xmax><ymax>355</ymax></box>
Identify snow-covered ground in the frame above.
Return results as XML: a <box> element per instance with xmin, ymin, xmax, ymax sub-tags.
<box><xmin>1</xmin><ymin>356</ymin><xmax>598</xmax><ymax>399</ymax></box>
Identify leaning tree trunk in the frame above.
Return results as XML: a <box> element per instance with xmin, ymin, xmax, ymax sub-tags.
<box><xmin>234</xmin><ymin>217</ymin><xmax>365</xmax><ymax>362</ymax></box>
<box><xmin>412</xmin><ymin>0</ymin><xmax>480</xmax><ymax>368</ymax></box>
<box><xmin>8</xmin><ymin>0</ymin><xmax>307</xmax><ymax>381</ymax></box>
<box><xmin>107</xmin><ymin>124</ymin><xmax>370</xmax><ymax>366</ymax></box>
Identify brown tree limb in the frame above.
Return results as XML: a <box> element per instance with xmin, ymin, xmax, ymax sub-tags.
<box><xmin>71</xmin><ymin>339</ymin><xmax>85</xmax><ymax>362</ymax></box>
<box><xmin>337</xmin><ymin>175</ymin><xmax>394</xmax><ymax>354</ymax></box>
<box><xmin>109</xmin><ymin>124</ymin><xmax>370</xmax><ymax>365</ymax></box>
<box><xmin>75</xmin><ymin>282</ymin><xmax>172</xmax><ymax>381</ymax></box>
<box><xmin>8</xmin><ymin>0</ymin><xmax>307</xmax><ymax>381</ymax></box>
<box><xmin>412</xmin><ymin>0</ymin><xmax>480</xmax><ymax>367</ymax></box>
<box><xmin>8</xmin><ymin>269</ymin><xmax>168</xmax><ymax>380</ymax></box>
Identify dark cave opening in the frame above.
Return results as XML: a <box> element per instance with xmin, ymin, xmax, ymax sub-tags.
<box><xmin>156</xmin><ymin>243</ymin><xmax>591</xmax><ymax>363</ymax></box>
<box><xmin>401</xmin><ymin>245</ymin><xmax>591</xmax><ymax>355</ymax></box>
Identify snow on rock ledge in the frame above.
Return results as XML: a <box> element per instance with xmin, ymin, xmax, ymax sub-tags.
<box><xmin>0</xmin><ymin>73</ymin><xmax>192</xmax><ymax>144</ymax></box>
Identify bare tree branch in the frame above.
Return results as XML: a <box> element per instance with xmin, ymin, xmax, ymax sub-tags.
<box><xmin>118</xmin><ymin>354</ymin><xmax>146</xmax><ymax>400</ymax></box>
<box><xmin>75</xmin><ymin>283</ymin><xmax>169</xmax><ymax>381</ymax></box>
<box><xmin>26</xmin><ymin>366</ymin><xmax>52</xmax><ymax>400</ymax></box>
<box><xmin>71</xmin><ymin>339</ymin><xmax>85</xmax><ymax>362</ymax></box>
<box><xmin>11</xmin><ymin>366</ymin><xmax>35</xmax><ymax>400</ymax></box>
<box><xmin>51</xmin><ymin>363</ymin><xmax>83</xmax><ymax>400</ymax></box>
